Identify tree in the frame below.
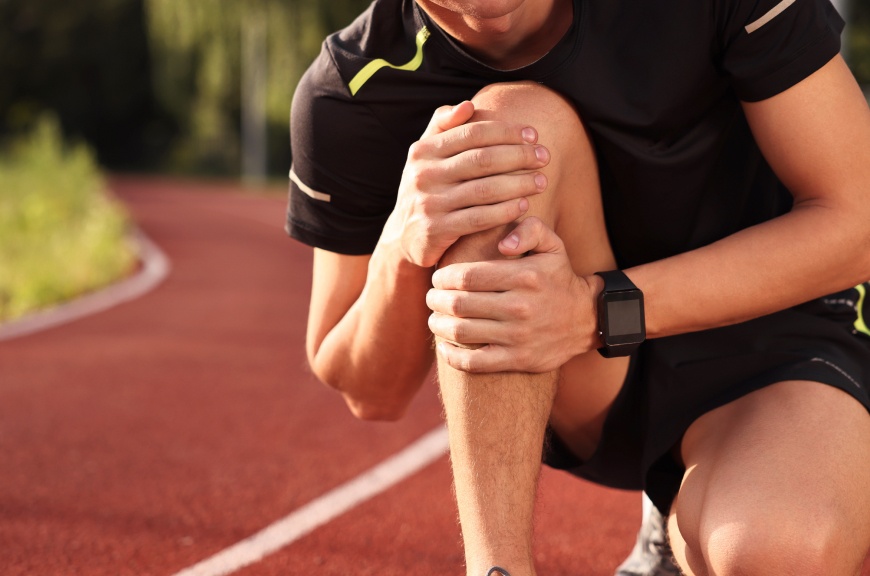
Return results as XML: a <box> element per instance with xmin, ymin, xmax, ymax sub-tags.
<box><xmin>144</xmin><ymin>0</ymin><xmax>370</xmax><ymax>175</ymax></box>
<box><xmin>0</xmin><ymin>0</ymin><xmax>162</xmax><ymax>168</ymax></box>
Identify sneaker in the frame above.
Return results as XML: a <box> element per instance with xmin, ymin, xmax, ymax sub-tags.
<box><xmin>614</xmin><ymin>493</ymin><xmax>681</xmax><ymax>576</ymax></box>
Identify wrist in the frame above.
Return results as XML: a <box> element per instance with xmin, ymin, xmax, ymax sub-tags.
<box><xmin>592</xmin><ymin>270</ymin><xmax>646</xmax><ymax>358</ymax></box>
<box><xmin>373</xmin><ymin>229</ymin><xmax>435</xmax><ymax>279</ymax></box>
<box><xmin>369</xmin><ymin>253</ymin><xmax>434</xmax><ymax>301</ymax></box>
<box><xmin>579</xmin><ymin>273</ymin><xmax>606</xmax><ymax>353</ymax></box>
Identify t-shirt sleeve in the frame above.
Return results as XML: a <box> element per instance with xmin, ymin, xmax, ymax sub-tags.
<box><xmin>717</xmin><ymin>0</ymin><xmax>844</xmax><ymax>102</ymax></box>
<box><xmin>287</xmin><ymin>50</ymin><xmax>406</xmax><ymax>255</ymax></box>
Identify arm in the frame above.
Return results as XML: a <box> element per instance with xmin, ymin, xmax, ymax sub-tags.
<box><xmin>428</xmin><ymin>55</ymin><xmax>870</xmax><ymax>372</ymax></box>
<box><xmin>306</xmin><ymin>247</ymin><xmax>435</xmax><ymax>421</ymax></box>
<box><xmin>634</xmin><ymin>54</ymin><xmax>870</xmax><ymax>338</ymax></box>
<box><xmin>305</xmin><ymin>102</ymin><xmax>550</xmax><ymax>416</ymax></box>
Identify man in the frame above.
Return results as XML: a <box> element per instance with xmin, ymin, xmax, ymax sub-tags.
<box><xmin>288</xmin><ymin>0</ymin><xmax>870</xmax><ymax>574</ymax></box>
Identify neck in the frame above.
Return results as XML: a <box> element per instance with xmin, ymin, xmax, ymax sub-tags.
<box><xmin>416</xmin><ymin>0</ymin><xmax>572</xmax><ymax>70</ymax></box>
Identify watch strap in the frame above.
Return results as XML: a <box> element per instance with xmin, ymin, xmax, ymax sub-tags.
<box><xmin>597</xmin><ymin>342</ymin><xmax>639</xmax><ymax>358</ymax></box>
<box><xmin>594</xmin><ymin>270</ymin><xmax>636</xmax><ymax>292</ymax></box>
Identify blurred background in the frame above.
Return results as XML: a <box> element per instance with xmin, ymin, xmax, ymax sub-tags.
<box><xmin>0</xmin><ymin>0</ymin><xmax>868</xmax><ymax>322</ymax></box>
<box><xmin>1</xmin><ymin>0</ymin><xmax>866</xmax><ymax>179</ymax></box>
<box><xmin>0</xmin><ymin>0</ymin><xmax>373</xmax><ymax>177</ymax></box>
<box><xmin>0</xmin><ymin>0</ymin><xmax>371</xmax><ymax>322</ymax></box>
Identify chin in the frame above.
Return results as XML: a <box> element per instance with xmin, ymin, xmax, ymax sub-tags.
<box><xmin>422</xmin><ymin>0</ymin><xmax>528</xmax><ymax>20</ymax></box>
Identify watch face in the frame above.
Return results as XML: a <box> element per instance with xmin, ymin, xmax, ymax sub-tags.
<box><xmin>606</xmin><ymin>298</ymin><xmax>642</xmax><ymax>336</ymax></box>
<box><xmin>601</xmin><ymin>290</ymin><xmax>645</xmax><ymax>345</ymax></box>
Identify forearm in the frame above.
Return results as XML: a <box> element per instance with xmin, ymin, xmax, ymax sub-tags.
<box><xmin>628</xmin><ymin>200</ymin><xmax>870</xmax><ymax>340</ymax></box>
<box><xmin>626</xmin><ymin>57</ymin><xmax>870</xmax><ymax>341</ymax></box>
<box><xmin>311</xmin><ymin>240</ymin><xmax>435</xmax><ymax>420</ymax></box>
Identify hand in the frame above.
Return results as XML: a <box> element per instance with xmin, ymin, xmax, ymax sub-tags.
<box><xmin>426</xmin><ymin>217</ymin><xmax>600</xmax><ymax>373</ymax></box>
<box><xmin>384</xmin><ymin>101</ymin><xmax>551</xmax><ymax>268</ymax></box>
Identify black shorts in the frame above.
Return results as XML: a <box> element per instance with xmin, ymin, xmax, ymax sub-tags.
<box><xmin>543</xmin><ymin>284</ymin><xmax>870</xmax><ymax>514</ymax></box>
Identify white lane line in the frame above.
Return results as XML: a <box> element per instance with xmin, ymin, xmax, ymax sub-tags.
<box><xmin>171</xmin><ymin>425</ymin><xmax>449</xmax><ymax>576</ymax></box>
<box><xmin>0</xmin><ymin>229</ymin><xmax>170</xmax><ymax>342</ymax></box>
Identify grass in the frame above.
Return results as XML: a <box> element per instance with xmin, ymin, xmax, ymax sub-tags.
<box><xmin>0</xmin><ymin>115</ymin><xmax>137</xmax><ymax>323</ymax></box>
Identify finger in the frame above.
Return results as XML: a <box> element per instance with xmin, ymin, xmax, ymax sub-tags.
<box><xmin>426</xmin><ymin>288</ymin><xmax>518</xmax><ymax>320</ymax></box>
<box><xmin>450</xmin><ymin>172</ymin><xmax>547</xmax><ymax>209</ymax></box>
<box><xmin>448</xmin><ymin>142</ymin><xmax>549</xmax><ymax>181</ymax></box>
<box><xmin>439</xmin><ymin>198</ymin><xmax>531</xmax><ymax>240</ymax></box>
<box><xmin>421</xmin><ymin>101</ymin><xmax>475</xmax><ymax>138</ymax></box>
<box><xmin>498</xmin><ymin>216</ymin><xmax>566</xmax><ymax>257</ymax></box>
<box><xmin>436</xmin><ymin>341</ymin><xmax>520</xmax><ymax>373</ymax></box>
<box><xmin>433</xmin><ymin>120</ymin><xmax>539</xmax><ymax>158</ymax></box>
<box><xmin>428</xmin><ymin>313</ymin><xmax>508</xmax><ymax>346</ymax></box>
<box><xmin>433</xmin><ymin>260</ymin><xmax>528</xmax><ymax>291</ymax></box>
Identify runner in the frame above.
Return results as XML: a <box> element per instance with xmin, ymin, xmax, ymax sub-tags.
<box><xmin>288</xmin><ymin>0</ymin><xmax>870</xmax><ymax>574</ymax></box>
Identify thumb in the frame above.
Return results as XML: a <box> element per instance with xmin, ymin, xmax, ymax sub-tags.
<box><xmin>421</xmin><ymin>100</ymin><xmax>475</xmax><ymax>138</ymax></box>
<box><xmin>498</xmin><ymin>217</ymin><xmax>565</xmax><ymax>257</ymax></box>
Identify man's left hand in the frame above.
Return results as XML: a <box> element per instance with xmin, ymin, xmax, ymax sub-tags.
<box><xmin>427</xmin><ymin>217</ymin><xmax>600</xmax><ymax>373</ymax></box>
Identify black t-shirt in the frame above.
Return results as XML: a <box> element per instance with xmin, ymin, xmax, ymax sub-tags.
<box><xmin>287</xmin><ymin>0</ymin><xmax>843</xmax><ymax>268</ymax></box>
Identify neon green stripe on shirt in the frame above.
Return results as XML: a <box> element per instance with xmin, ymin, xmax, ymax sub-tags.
<box><xmin>348</xmin><ymin>27</ymin><xmax>430</xmax><ymax>96</ymax></box>
<box><xmin>855</xmin><ymin>283</ymin><xmax>870</xmax><ymax>337</ymax></box>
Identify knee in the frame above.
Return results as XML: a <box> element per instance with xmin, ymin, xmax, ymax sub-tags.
<box><xmin>693</xmin><ymin>516</ymin><xmax>849</xmax><ymax>576</ymax></box>
<box><xmin>440</xmin><ymin>82</ymin><xmax>609</xmax><ymax>272</ymax></box>
<box><xmin>449</xmin><ymin>82</ymin><xmax>601</xmax><ymax>259</ymax></box>
<box><xmin>470</xmin><ymin>82</ymin><xmax>586</xmax><ymax>152</ymax></box>
<box><xmin>471</xmin><ymin>81</ymin><xmax>579</xmax><ymax>120</ymax></box>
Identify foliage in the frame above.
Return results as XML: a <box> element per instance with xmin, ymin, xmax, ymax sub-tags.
<box><xmin>0</xmin><ymin>115</ymin><xmax>136</xmax><ymax>322</ymax></box>
<box><xmin>0</xmin><ymin>0</ymin><xmax>166</xmax><ymax>169</ymax></box>
<box><xmin>144</xmin><ymin>0</ymin><xmax>371</xmax><ymax>175</ymax></box>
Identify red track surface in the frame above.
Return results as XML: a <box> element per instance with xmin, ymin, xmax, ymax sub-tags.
<box><xmin>0</xmin><ymin>177</ymin><xmax>867</xmax><ymax>575</ymax></box>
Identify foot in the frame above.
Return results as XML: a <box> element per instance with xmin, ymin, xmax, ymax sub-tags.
<box><xmin>614</xmin><ymin>494</ymin><xmax>681</xmax><ymax>576</ymax></box>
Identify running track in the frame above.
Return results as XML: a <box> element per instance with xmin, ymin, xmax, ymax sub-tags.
<box><xmin>0</xmin><ymin>177</ymin><xmax>866</xmax><ymax>575</ymax></box>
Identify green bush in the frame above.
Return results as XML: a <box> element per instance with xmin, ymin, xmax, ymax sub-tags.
<box><xmin>0</xmin><ymin>115</ymin><xmax>136</xmax><ymax>322</ymax></box>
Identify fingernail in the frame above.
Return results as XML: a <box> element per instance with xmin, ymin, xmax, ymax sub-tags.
<box><xmin>534</xmin><ymin>173</ymin><xmax>547</xmax><ymax>190</ymax></box>
<box><xmin>535</xmin><ymin>146</ymin><xmax>549</xmax><ymax>163</ymax></box>
<box><xmin>518</xmin><ymin>197</ymin><xmax>529</xmax><ymax>212</ymax></box>
<box><xmin>522</xmin><ymin>127</ymin><xmax>536</xmax><ymax>143</ymax></box>
<box><xmin>502</xmin><ymin>233</ymin><xmax>520</xmax><ymax>249</ymax></box>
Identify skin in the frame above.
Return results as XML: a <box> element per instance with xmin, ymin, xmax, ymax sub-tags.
<box><xmin>415</xmin><ymin>0</ymin><xmax>573</xmax><ymax>69</ymax></box>
<box><xmin>306</xmin><ymin>101</ymin><xmax>549</xmax><ymax>419</ymax></box>
<box><xmin>303</xmin><ymin>0</ymin><xmax>870</xmax><ymax>573</ymax></box>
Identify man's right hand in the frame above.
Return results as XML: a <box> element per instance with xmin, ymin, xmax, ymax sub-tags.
<box><xmin>385</xmin><ymin>100</ymin><xmax>550</xmax><ymax>268</ymax></box>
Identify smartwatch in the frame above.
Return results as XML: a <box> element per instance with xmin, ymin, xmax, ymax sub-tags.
<box><xmin>594</xmin><ymin>270</ymin><xmax>645</xmax><ymax>358</ymax></box>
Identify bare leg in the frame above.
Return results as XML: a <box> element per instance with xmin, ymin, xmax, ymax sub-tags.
<box><xmin>438</xmin><ymin>349</ymin><xmax>557</xmax><ymax>575</ymax></box>
<box><xmin>436</xmin><ymin>82</ymin><xmax>628</xmax><ymax>576</ymax></box>
<box><xmin>668</xmin><ymin>380</ymin><xmax>870</xmax><ymax>576</ymax></box>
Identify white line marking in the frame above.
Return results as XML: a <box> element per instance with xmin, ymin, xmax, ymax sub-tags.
<box><xmin>171</xmin><ymin>425</ymin><xmax>449</xmax><ymax>576</ymax></box>
<box><xmin>0</xmin><ymin>229</ymin><xmax>170</xmax><ymax>342</ymax></box>
<box><xmin>745</xmin><ymin>0</ymin><xmax>798</xmax><ymax>34</ymax></box>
